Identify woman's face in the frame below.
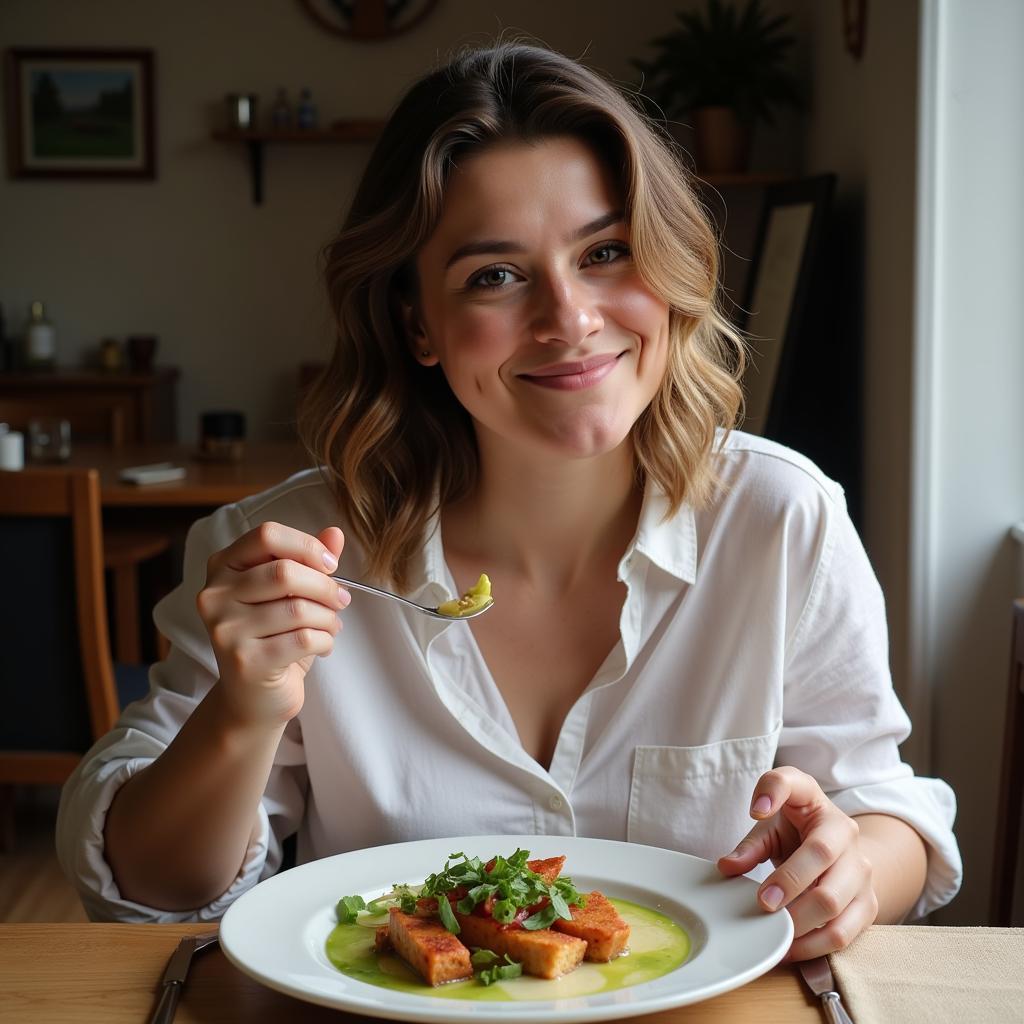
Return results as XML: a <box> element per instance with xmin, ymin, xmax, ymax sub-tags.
<box><xmin>412</xmin><ymin>136</ymin><xmax>670</xmax><ymax>461</ymax></box>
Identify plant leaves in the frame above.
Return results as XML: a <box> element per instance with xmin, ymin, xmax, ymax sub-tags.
<box><xmin>437</xmin><ymin>894</ymin><xmax>460</xmax><ymax>934</ymax></box>
<box><xmin>335</xmin><ymin>894</ymin><xmax>366</xmax><ymax>924</ymax></box>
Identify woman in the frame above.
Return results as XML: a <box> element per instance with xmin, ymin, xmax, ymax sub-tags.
<box><xmin>58</xmin><ymin>42</ymin><xmax>961</xmax><ymax>960</ymax></box>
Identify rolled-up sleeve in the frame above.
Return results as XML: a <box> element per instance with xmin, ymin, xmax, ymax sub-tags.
<box><xmin>779</xmin><ymin>485</ymin><xmax>962</xmax><ymax>919</ymax></box>
<box><xmin>56</xmin><ymin>505</ymin><xmax>308</xmax><ymax>922</ymax></box>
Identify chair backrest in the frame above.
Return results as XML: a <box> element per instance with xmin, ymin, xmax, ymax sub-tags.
<box><xmin>0</xmin><ymin>467</ymin><xmax>120</xmax><ymax>784</ymax></box>
<box><xmin>992</xmin><ymin>598</ymin><xmax>1024</xmax><ymax>925</ymax></box>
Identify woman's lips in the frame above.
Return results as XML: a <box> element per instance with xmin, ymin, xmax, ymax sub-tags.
<box><xmin>519</xmin><ymin>352</ymin><xmax>623</xmax><ymax>391</ymax></box>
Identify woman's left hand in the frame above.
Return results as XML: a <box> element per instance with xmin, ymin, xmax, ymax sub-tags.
<box><xmin>716</xmin><ymin>766</ymin><xmax>879</xmax><ymax>961</ymax></box>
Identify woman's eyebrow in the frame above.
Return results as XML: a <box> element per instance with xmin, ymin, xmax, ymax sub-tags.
<box><xmin>444</xmin><ymin>210</ymin><xmax>625</xmax><ymax>270</ymax></box>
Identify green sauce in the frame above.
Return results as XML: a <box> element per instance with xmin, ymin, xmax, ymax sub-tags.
<box><xmin>325</xmin><ymin>897</ymin><xmax>690</xmax><ymax>1001</ymax></box>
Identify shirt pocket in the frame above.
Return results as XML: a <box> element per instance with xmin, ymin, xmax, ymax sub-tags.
<box><xmin>627</xmin><ymin>723</ymin><xmax>782</xmax><ymax>861</ymax></box>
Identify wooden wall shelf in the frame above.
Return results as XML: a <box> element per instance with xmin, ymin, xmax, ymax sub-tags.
<box><xmin>212</xmin><ymin>121</ymin><xmax>385</xmax><ymax>204</ymax></box>
<box><xmin>0</xmin><ymin>367</ymin><xmax>179</xmax><ymax>443</ymax></box>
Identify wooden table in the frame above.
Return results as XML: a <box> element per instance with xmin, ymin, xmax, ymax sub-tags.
<box><xmin>0</xmin><ymin>923</ymin><xmax>820</xmax><ymax>1023</ymax></box>
<box><xmin>66</xmin><ymin>441</ymin><xmax>312</xmax><ymax>509</ymax></box>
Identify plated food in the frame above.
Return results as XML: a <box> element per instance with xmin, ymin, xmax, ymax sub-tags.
<box><xmin>329</xmin><ymin>848</ymin><xmax>688</xmax><ymax>1000</ymax></box>
<box><xmin>220</xmin><ymin>835</ymin><xmax>791</xmax><ymax>1020</ymax></box>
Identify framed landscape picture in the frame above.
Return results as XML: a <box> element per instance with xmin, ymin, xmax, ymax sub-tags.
<box><xmin>5</xmin><ymin>48</ymin><xmax>155</xmax><ymax>179</ymax></box>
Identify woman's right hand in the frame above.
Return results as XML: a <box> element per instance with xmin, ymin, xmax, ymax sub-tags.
<box><xmin>196</xmin><ymin>522</ymin><xmax>350</xmax><ymax>730</ymax></box>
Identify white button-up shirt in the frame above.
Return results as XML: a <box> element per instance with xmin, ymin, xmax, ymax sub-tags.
<box><xmin>57</xmin><ymin>431</ymin><xmax>962</xmax><ymax>922</ymax></box>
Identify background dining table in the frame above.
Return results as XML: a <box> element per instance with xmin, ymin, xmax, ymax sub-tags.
<box><xmin>65</xmin><ymin>441</ymin><xmax>313</xmax><ymax>510</ymax></box>
<box><xmin>0</xmin><ymin>923</ymin><xmax>819</xmax><ymax>1023</ymax></box>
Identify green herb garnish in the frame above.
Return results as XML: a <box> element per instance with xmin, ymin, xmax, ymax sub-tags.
<box><xmin>477</xmin><ymin>953</ymin><xmax>523</xmax><ymax>986</ymax></box>
<box><xmin>416</xmin><ymin>849</ymin><xmax>586</xmax><ymax>935</ymax></box>
<box><xmin>436</xmin><ymin>892</ymin><xmax>460</xmax><ymax>934</ymax></box>
<box><xmin>521</xmin><ymin>904</ymin><xmax>559</xmax><ymax>930</ymax></box>
<box><xmin>335</xmin><ymin>894</ymin><xmax>366</xmax><ymax>924</ymax></box>
<box><xmin>366</xmin><ymin>884</ymin><xmax>419</xmax><ymax>916</ymax></box>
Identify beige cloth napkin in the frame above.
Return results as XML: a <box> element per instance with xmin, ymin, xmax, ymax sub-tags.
<box><xmin>829</xmin><ymin>925</ymin><xmax>1024</xmax><ymax>1024</ymax></box>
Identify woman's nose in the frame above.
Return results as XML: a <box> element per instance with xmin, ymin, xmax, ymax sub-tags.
<box><xmin>531</xmin><ymin>274</ymin><xmax>604</xmax><ymax>345</ymax></box>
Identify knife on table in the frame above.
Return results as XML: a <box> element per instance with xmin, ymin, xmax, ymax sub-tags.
<box><xmin>798</xmin><ymin>955</ymin><xmax>855</xmax><ymax>1024</ymax></box>
<box><xmin>149</xmin><ymin>931</ymin><xmax>220</xmax><ymax>1024</ymax></box>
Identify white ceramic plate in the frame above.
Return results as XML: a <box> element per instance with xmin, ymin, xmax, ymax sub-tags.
<box><xmin>220</xmin><ymin>834</ymin><xmax>792</xmax><ymax>1023</ymax></box>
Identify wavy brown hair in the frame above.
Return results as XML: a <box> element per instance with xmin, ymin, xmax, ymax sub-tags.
<box><xmin>299</xmin><ymin>41</ymin><xmax>744</xmax><ymax>588</ymax></box>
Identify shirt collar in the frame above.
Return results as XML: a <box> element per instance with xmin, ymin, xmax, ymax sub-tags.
<box><xmin>415</xmin><ymin>508</ymin><xmax>452</xmax><ymax>598</ymax></box>
<box><xmin>625</xmin><ymin>478</ymin><xmax>698</xmax><ymax>585</ymax></box>
<box><xmin>411</xmin><ymin>477</ymin><xmax>699</xmax><ymax>593</ymax></box>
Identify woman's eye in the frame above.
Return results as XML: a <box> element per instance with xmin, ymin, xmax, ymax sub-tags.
<box><xmin>585</xmin><ymin>242</ymin><xmax>630</xmax><ymax>266</ymax></box>
<box><xmin>468</xmin><ymin>266</ymin><xmax>516</xmax><ymax>290</ymax></box>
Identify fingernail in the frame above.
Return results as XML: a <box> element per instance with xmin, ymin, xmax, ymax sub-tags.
<box><xmin>724</xmin><ymin>845</ymin><xmax>742</xmax><ymax>859</ymax></box>
<box><xmin>752</xmin><ymin>794</ymin><xmax>772</xmax><ymax>815</ymax></box>
<box><xmin>338</xmin><ymin>585</ymin><xmax>351</xmax><ymax>607</ymax></box>
<box><xmin>760</xmin><ymin>884</ymin><xmax>784</xmax><ymax>910</ymax></box>
<box><xmin>322</xmin><ymin>551</ymin><xmax>338</xmax><ymax>570</ymax></box>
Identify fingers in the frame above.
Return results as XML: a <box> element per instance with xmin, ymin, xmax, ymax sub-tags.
<box><xmin>785</xmin><ymin>889</ymin><xmax>878</xmax><ymax>962</ymax></box>
<box><xmin>236</xmin><ymin>596</ymin><xmax>343</xmax><ymax>642</ymax></box>
<box><xmin>718</xmin><ymin>766</ymin><xmax>877</xmax><ymax>958</ymax></box>
<box><xmin>716</xmin><ymin>821</ymin><xmax>789</xmax><ymax>877</ymax></box>
<box><xmin>233</xmin><ymin>558</ymin><xmax>350</xmax><ymax>610</ymax></box>
<box><xmin>741</xmin><ymin>766</ymin><xmax>837</xmax><ymax>909</ymax></box>
<box><xmin>757</xmin><ymin>811</ymin><xmax>860</xmax><ymax>911</ymax></box>
<box><xmin>212</xmin><ymin>521</ymin><xmax>341</xmax><ymax>576</ymax></box>
<box><xmin>318</xmin><ymin>525</ymin><xmax>345</xmax><ymax>565</ymax></box>
<box><xmin>718</xmin><ymin>766</ymin><xmax>827</xmax><ymax>879</ymax></box>
<box><xmin>783</xmin><ymin>844</ymin><xmax>872</xmax><ymax>936</ymax></box>
<box><xmin>244</xmin><ymin>622</ymin><xmax>339</xmax><ymax>668</ymax></box>
<box><xmin>220</xmin><ymin>622</ymin><xmax>339</xmax><ymax>687</ymax></box>
<box><xmin>196</xmin><ymin>522</ymin><xmax>350</xmax><ymax>716</ymax></box>
<box><xmin>749</xmin><ymin>766</ymin><xmax>829</xmax><ymax>828</ymax></box>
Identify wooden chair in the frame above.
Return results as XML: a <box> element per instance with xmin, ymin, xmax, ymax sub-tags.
<box><xmin>0</xmin><ymin>467</ymin><xmax>148</xmax><ymax>848</ymax></box>
<box><xmin>992</xmin><ymin>598</ymin><xmax>1024</xmax><ymax>925</ymax></box>
<box><xmin>0</xmin><ymin>397</ymin><xmax>170</xmax><ymax>664</ymax></box>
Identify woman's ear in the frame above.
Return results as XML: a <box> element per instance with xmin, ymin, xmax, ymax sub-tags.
<box><xmin>402</xmin><ymin>302</ymin><xmax>440</xmax><ymax>366</ymax></box>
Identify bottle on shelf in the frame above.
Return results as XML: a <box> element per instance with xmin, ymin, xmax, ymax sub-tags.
<box><xmin>271</xmin><ymin>87</ymin><xmax>293</xmax><ymax>130</ymax></box>
<box><xmin>24</xmin><ymin>300</ymin><xmax>56</xmax><ymax>370</ymax></box>
<box><xmin>296</xmin><ymin>87</ymin><xmax>318</xmax><ymax>131</ymax></box>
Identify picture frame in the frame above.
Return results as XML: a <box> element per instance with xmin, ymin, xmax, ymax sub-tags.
<box><xmin>737</xmin><ymin>174</ymin><xmax>836</xmax><ymax>438</ymax></box>
<box><xmin>4</xmin><ymin>48</ymin><xmax>155</xmax><ymax>179</ymax></box>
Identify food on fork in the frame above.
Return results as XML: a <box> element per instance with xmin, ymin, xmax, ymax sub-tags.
<box><xmin>337</xmin><ymin>849</ymin><xmax>630</xmax><ymax>987</ymax></box>
<box><xmin>436</xmin><ymin>573</ymin><xmax>493</xmax><ymax>617</ymax></box>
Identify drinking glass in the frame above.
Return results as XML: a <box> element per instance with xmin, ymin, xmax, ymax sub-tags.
<box><xmin>27</xmin><ymin>417</ymin><xmax>71</xmax><ymax>462</ymax></box>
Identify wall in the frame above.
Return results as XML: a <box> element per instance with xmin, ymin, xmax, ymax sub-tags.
<box><xmin>803</xmin><ymin>0</ymin><xmax>922</xmax><ymax>768</ymax></box>
<box><xmin>806</xmin><ymin>0</ymin><xmax>1024</xmax><ymax>926</ymax></box>
<box><xmin>912</xmin><ymin>0</ymin><xmax>1024</xmax><ymax>927</ymax></box>
<box><xmin>1</xmin><ymin>0</ymin><xmax>802</xmax><ymax>443</ymax></box>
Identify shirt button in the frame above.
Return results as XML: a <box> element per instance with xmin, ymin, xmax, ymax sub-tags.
<box><xmin>548</xmin><ymin>795</ymin><xmax>563</xmax><ymax>811</ymax></box>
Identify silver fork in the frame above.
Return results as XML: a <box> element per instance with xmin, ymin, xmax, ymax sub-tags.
<box><xmin>330</xmin><ymin>575</ymin><xmax>493</xmax><ymax>620</ymax></box>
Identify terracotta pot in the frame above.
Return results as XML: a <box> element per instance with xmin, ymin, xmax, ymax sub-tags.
<box><xmin>693</xmin><ymin>106</ymin><xmax>752</xmax><ymax>174</ymax></box>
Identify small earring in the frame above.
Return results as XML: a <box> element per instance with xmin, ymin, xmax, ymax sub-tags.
<box><xmin>420</xmin><ymin>349</ymin><xmax>431</xmax><ymax>358</ymax></box>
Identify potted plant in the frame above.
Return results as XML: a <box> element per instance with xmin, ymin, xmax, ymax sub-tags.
<box><xmin>633</xmin><ymin>0</ymin><xmax>801</xmax><ymax>174</ymax></box>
